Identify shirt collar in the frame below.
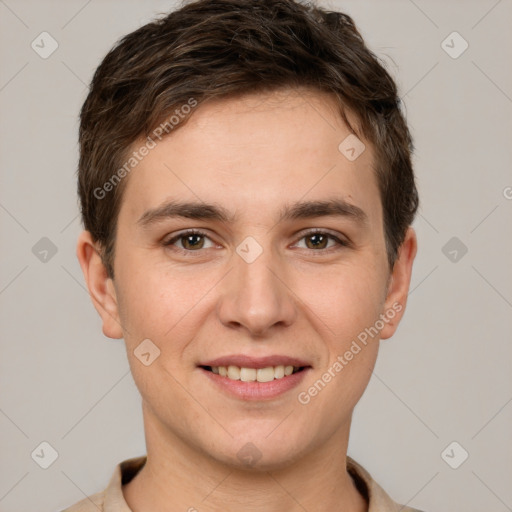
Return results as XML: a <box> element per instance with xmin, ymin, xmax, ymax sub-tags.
<box><xmin>101</xmin><ymin>455</ymin><xmax>417</xmax><ymax>512</ymax></box>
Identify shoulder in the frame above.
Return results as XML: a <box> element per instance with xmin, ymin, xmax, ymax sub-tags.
<box><xmin>346</xmin><ymin>456</ymin><xmax>427</xmax><ymax>512</ymax></box>
<box><xmin>59</xmin><ymin>456</ymin><xmax>146</xmax><ymax>512</ymax></box>
<box><xmin>59</xmin><ymin>489</ymin><xmax>105</xmax><ymax>512</ymax></box>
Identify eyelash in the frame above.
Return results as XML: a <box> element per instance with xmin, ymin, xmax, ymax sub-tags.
<box><xmin>163</xmin><ymin>228</ymin><xmax>349</xmax><ymax>256</ymax></box>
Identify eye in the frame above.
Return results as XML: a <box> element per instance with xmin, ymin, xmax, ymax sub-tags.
<box><xmin>294</xmin><ymin>229</ymin><xmax>348</xmax><ymax>252</ymax></box>
<box><xmin>163</xmin><ymin>229</ymin><xmax>215</xmax><ymax>252</ymax></box>
<box><xmin>163</xmin><ymin>228</ymin><xmax>349</xmax><ymax>255</ymax></box>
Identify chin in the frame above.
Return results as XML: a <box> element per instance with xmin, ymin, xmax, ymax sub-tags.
<box><xmin>203</xmin><ymin>431</ymin><xmax>310</xmax><ymax>472</ymax></box>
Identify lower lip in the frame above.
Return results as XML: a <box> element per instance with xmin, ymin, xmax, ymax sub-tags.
<box><xmin>199</xmin><ymin>367</ymin><xmax>311</xmax><ymax>401</ymax></box>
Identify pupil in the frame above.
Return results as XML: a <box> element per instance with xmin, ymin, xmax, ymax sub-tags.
<box><xmin>184</xmin><ymin>234</ymin><xmax>203</xmax><ymax>249</ymax></box>
<box><xmin>308</xmin><ymin>234</ymin><xmax>326</xmax><ymax>249</ymax></box>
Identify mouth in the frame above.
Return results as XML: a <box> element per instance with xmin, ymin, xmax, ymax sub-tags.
<box><xmin>197</xmin><ymin>356</ymin><xmax>312</xmax><ymax>400</ymax></box>
<box><xmin>199</xmin><ymin>364</ymin><xmax>308</xmax><ymax>382</ymax></box>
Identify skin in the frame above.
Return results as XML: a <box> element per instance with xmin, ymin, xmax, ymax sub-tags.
<box><xmin>77</xmin><ymin>88</ymin><xmax>417</xmax><ymax>512</ymax></box>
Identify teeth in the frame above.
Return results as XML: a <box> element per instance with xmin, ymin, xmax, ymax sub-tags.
<box><xmin>274</xmin><ymin>365</ymin><xmax>285</xmax><ymax>379</ymax></box>
<box><xmin>256</xmin><ymin>367</ymin><xmax>274</xmax><ymax>382</ymax></box>
<box><xmin>227</xmin><ymin>365</ymin><xmax>240</xmax><ymax>380</ymax></box>
<box><xmin>209</xmin><ymin>365</ymin><xmax>300</xmax><ymax>382</ymax></box>
<box><xmin>240</xmin><ymin>367</ymin><xmax>256</xmax><ymax>381</ymax></box>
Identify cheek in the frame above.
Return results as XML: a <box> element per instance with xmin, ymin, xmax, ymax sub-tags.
<box><xmin>299</xmin><ymin>272</ymin><xmax>382</xmax><ymax>411</ymax></box>
<box><xmin>117</xmin><ymin>268</ymin><xmax>201</xmax><ymax>403</ymax></box>
<box><xmin>115</xmin><ymin>262</ymin><xmax>216</xmax><ymax>360</ymax></box>
<box><xmin>303</xmin><ymin>264</ymin><xmax>386</xmax><ymax>339</ymax></box>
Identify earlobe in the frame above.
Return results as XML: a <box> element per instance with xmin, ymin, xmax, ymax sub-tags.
<box><xmin>380</xmin><ymin>227</ymin><xmax>418</xmax><ymax>340</ymax></box>
<box><xmin>76</xmin><ymin>230</ymin><xmax>124</xmax><ymax>339</ymax></box>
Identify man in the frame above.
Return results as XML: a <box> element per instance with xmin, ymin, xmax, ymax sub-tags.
<box><xmin>66</xmin><ymin>0</ymin><xmax>421</xmax><ymax>510</ymax></box>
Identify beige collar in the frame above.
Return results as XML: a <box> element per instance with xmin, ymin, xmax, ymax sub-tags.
<box><xmin>71</xmin><ymin>455</ymin><xmax>421</xmax><ymax>512</ymax></box>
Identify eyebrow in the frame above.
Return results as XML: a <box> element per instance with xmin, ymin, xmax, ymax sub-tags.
<box><xmin>137</xmin><ymin>198</ymin><xmax>368</xmax><ymax>228</ymax></box>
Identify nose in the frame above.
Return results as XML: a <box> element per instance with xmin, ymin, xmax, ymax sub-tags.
<box><xmin>216</xmin><ymin>244</ymin><xmax>297</xmax><ymax>337</ymax></box>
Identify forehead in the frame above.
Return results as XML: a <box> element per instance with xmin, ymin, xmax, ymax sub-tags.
<box><xmin>118</xmin><ymin>89</ymin><xmax>381</xmax><ymax>228</ymax></box>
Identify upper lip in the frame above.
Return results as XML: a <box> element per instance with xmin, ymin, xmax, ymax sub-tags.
<box><xmin>199</xmin><ymin>355</ymin><xmax>311</xmax><ymax>369</ymax></box>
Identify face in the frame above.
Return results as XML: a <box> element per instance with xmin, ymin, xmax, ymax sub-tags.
<box><xmin>78</xmin><ymin>88</ymin><xmax>416</xmax><ymax>470</ymax></box>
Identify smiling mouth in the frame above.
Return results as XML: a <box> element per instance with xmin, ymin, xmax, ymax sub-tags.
<box><xmin>200</xmin><ymin>365</ymin><xmax>307</xmax><ymax>382</ymax></box>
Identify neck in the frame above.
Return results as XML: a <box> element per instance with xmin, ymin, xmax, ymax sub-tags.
<box><xmin>123</xmin><ymin>403</ymin><xmax>368</xmax><ymax>512</ymax></box>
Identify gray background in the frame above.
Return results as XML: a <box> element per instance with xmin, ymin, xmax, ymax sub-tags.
<box><xmin>1</xmin><ymin>0</ymin><xmax>511</xmax><ymax>511</ymax></box>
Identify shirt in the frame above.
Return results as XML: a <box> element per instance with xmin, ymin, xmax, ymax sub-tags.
<box><xmin>61</xmin><ymin>455</ymin><xmax>424</xmax><ymax>512</ymax></box>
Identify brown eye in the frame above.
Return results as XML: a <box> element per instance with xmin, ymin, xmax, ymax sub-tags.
<box><xmin>304</xmin><ymin>232</ymin><xmax>329</xmax><ymax>250</ymax></box>
<box><xmin>295</xmin><ymin>230</ymin><xmax>347</xmax><ymax>251</ymax></box>
<box><xmin>180</xmin><ymin>233</ymin><xmax>205</xmax><ymax>250</ymax></box>
<box><xmin>164</xmin><ymin>230</ymin><xmax>214</xmax><ymax>251</ymax></box>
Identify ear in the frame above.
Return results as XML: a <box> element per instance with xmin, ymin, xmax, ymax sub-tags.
<box><xmin>380</xmin><ymin>227</ymin><xmax>418</xmax><ymax>340</ymax></box>
<box><xmin>76</xmin><ymin>230</ymin><xmax>124</xmax><ymax>339</ymax></box>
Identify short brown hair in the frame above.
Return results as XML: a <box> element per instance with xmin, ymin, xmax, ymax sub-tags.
<box><xmin>78</xmin><ymin>0</ymin><xmax>419</xmax><ymax>278</ymax></box>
